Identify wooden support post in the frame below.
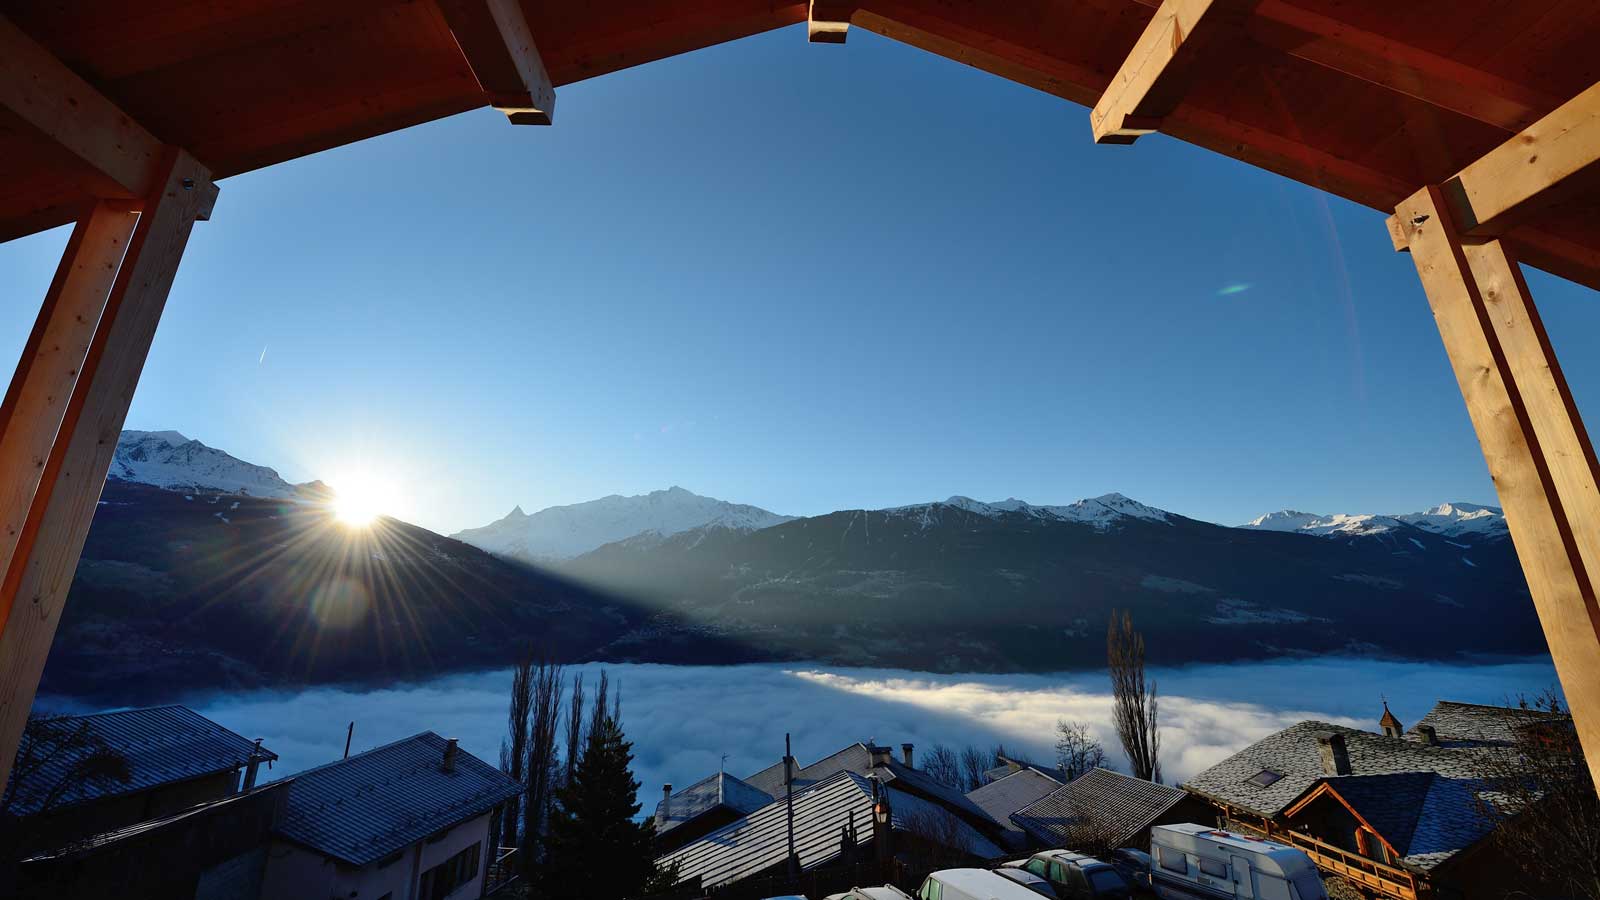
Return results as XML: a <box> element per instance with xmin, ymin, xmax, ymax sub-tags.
<box><xmin>435</xmin><ymin>0</ymin><xmax>555</xmax><ymax>125</ymax></box>
<box><xmin>1091</xmin><ymin>0</ymin><xmax>1258</xmax><ymax>144</ymax></box>
<box><xmin>1396</xmin><ymin>184</ymin><xmax>1600</xmax><ymax>791</ymax></box>
<box><xmin>0</xmin><ymin>203</ymin><xmax>137</xmax><ymax>621</ymax></box>
<box><xmin>808</xmin><ymin>1</ymin><xmax>854</xmax><ymax>44</ymax></box>
<box><xmin>0</xmin><ymin>149</ymin><xmax>216</xmax><ymax>790</ymax></box>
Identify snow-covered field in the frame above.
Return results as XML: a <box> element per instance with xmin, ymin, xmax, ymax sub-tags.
<box><xmin>184</xmin><ymin>657</ymin><xmax>1557</xmax><ymax>800</ymax></box>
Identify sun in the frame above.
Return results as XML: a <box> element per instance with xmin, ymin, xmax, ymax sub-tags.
<box><xmin>332</xmin><ymin>476</ymin><xmax>389</xmax><ymax>528</ymax></box>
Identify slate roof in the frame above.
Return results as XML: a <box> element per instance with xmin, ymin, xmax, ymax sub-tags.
<box><xmin>983</xmin><ymin>755</ymin><xmax>1068</xmax><ymax>785</ymax></box>
<box><xmin>656</xmin><ymin>771</ymin><xmax>773</xmax><ymax>834</ymax></box>
<box><xmin>1181</xmin><ymin>721</ymin><xmax>1482</xmax><ymax>819</ymax></box>
<box><xmin>1410</xmin><ymin>700</ymin><xmax>1555</xmax><ymax>748</ymax></box>
<box><xmin>5</xmin><ymin>706</ymin><xmax>275</xmax><ymax>816</ymax></box>
<box><xmin>1311</xmin><ymin>773</ymin><xmax>1497</xmax><ymax>872</ymax></box>
<box><xmin>659</xmin><ymin>771</ymin><xmax>1003</xmax><ymax>889</ymax></box>
<box><xmin>1011</xmin><ymin>768</ymin><xmax>1188</xmax><ymax>848</ymax></box>
<box><xmin>965</xmin><ymin>769</ymin><xmax>1061</xmax><ymax>838</ymax></box>
<box><xmin>273</xmin><ymin>732</ymin><xmax>522</xmax><ymax>866</ymax></box>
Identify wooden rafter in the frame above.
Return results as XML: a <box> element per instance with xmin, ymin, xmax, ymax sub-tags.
<box><xmin>436</xmin><ymin>0</ymin><xmax>555</xmax><ymax>125</ymax></box>
<box><xmin>0</xmin><ymin>14</ymin><xmax>164</xmax><ymax>201</ymax></box>
<box><xmin>1126</xmin><ymin>0</ymin><xmax>1564</xmax><ymax>132</ymax></box>
<box><xmin>808</xmin><ymin>1</ymin><xmax>855</xmax><ymax>44</ymax></box>
<box><xmin>1091</xmin><ymin>0</ymin><xmax>1260</xmax><ymax>145</ymax></box>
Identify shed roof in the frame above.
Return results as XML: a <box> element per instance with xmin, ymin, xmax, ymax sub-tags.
<box><xmin>965</xmin><ymin>769</ymin><xmax>1061</xmax><ymax>835</ymax></box>
<box><xmin>744</xmin><ymin>743</ymin><xmax>988</xmax><ymax>825</ymax></box>
<box><xmin>5</xmin><ymin>705</ymin><xmax>274</xmax><ymax>817</ymax></box>
<box><xmin>1012</xmin><ymin>768</ymin><xmax>1188</xmax><ymax>848</ymax></box>
<box><xmin>272</xmin><ymin>731</ymin><xmax>522</xmax><ymax>866</ymax></box>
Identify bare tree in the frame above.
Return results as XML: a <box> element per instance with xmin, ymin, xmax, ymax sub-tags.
<box><xmin>958</xmin><ymin>744</ymin><xmax>991</xmax><ymax>791</ymax></box>
<box><xmin>1470</xmin><ymin>690</ymin><xmax>1600</xmax><ymax>900</ymax></box>
<box><xmin>1056</xmin><ymin>794</ymin><xmax>1124</xmax><ymax>857</ymax></box>
<box><xmin>521</xmin><ymin>653</ymin><xmax>565</xmax><ymax>874</ymax></box>
<box><xmin>589</xmin><ymin>670</ymin><xmax>610</xmax><ymax>742</ymax></box>
<box><xmin>564</xmin><ymin>671</ymin><xmax>586</xmax><ymax>784</ymax></box>
<box><xmin>921</xmin><ymin>744</ymin><xmax>962</xmax><ymax>789</ymax></box>
<box><xmin>900</xmin><ymin>805</ymin><xmax>978</xmax><ymax>870</ymax></box>
<box><xmin>1108</xmin><ymin>610</ymin><xmax>1161</xmax><ymax>783</ymax></box>
<box><xmin>1055</xmin><ymin>720</ymin><xmax>1109</xmax><ymax>782</ymax></box>
<box><xmin>501</xmin><ymin>651</ymin><xmax>534</xmax><ymax>849</ymax></box>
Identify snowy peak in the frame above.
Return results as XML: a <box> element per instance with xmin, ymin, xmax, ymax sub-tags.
<box><xmin>111</xmin><ymin>431</ymin><xmax>298</xmax><ymax>498</ymax></box>
<box><xmin>1240</xmin><ymin>501</ymin><xmax>1507</xmax><ymax>540</ymax></box>
<box><xmin>885</xmin><ymin>491</ymin><xmax>1172</xmax><ymax>532</ymax></box>
<box><xmin>452</xmin><ymin>487</ymin><xmax>794</xmax><ymax>561</ymax></box>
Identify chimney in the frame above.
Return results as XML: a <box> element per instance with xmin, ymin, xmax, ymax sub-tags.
<box><xmin>869</xmin><ymin>745</ymin><xmax>892</xmax><ymax>768</ymax></box>
<box><xmin>243</xmin><ymin>738</ymin><xmax>265</xmax><ymax>791</ymax></box>
<box><xmin>901</xmin><ymin>743</ymin><xmax>914</xmax><ymax>767</ymax></box>
<box><xmin>1416</xmin><ymin>723</ymin><xmax>1440</xmax><ymax>746</ymax></box>
<box><xmin>1316</xmin><ymin>732</ymin><xmax>1351</xmax><ymax>776</ymax></box>
<box><xmin>442</xmin><ymin>738</ymin><xmax>459</xmax><ymax>773</ymax></box>
<box><xmin>661</xmin><ymin>783</ymin><xmax>672</xmax><ymax>820</ymax></box>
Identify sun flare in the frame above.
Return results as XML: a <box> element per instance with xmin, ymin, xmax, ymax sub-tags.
<box><xmin>332</xmin><ymin>477</ymin><xmax>389</xmax><ymax>528</ymax></box>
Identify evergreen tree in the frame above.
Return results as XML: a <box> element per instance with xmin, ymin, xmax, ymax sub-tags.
<box><xmin>541</xmin><ymin>713</ymin><xmax>656</xmax><ymax>900</ymax></box>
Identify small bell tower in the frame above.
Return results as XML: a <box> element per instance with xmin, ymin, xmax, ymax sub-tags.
<box><xmin>1379</xmin><ymin>699</ymin><xmax>1404</xmax><ymax>738</ymax></box>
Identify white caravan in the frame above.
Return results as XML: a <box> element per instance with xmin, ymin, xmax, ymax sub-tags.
<box><xmin>1149</xmin><ymin>824</ymin><xmax>1328</xmax><ymax>900</ymax></box>
<box><xmin>918</xmin><ymin>868</ymin><xmax>1052</xmax><ymax>900</ymax></box>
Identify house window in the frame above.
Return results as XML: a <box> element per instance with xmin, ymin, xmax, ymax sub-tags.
<box><xmin>1246</xmin><ymin>769</ymin><xmax>1282</xmax><ymax>788</ymax></box>
<box><xmin>1157</xmin><ymin>845</ymin><xmax>1187</xmax><ymax>874</ymax></box>
<box><xmin>1199</xmin><ymin>858</ymin><xmax>1228</xmax><ymax>878</ymax></box>
<box><xmin>417</xmin><ymin>841</ymin><xmax>481</xmax><ymax>900</ymax></box>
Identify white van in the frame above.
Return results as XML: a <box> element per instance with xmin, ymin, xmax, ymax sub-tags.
<box><xmin>918</xmin><ymin>868</ymin><xmax>1055</xmax><ymax>900</ymax></box>
<box><xmin>1148</xmin><ymin>824</ymin><xmax>1328</xmax><ymax>900</ymax></box>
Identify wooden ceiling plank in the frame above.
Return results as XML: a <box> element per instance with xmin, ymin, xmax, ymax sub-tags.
<box><xmin>1091</xmin><ymin>0</ymin><xmax>1260</xmax><ymax>145</ymax></box>
<box><xmin>809</xmin><ymin>1</ymin><xmax>855</xmax><ymax>44</ymax></box>
<box><xmin>1441</xmin><ymin>80</ymin><xmax>1600</xmax><ymax>239</ymax></box>
<box><xmin>0</xmin><ymin>15</ymin><xmax>163</xmax><ymax>203</ymax></box>
<box><xmin>435</xmin><ymin>0</ymin><xmax>555</xmax><ymax>125</ymax></box>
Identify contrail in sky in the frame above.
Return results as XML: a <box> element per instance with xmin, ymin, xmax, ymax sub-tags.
<box><xmin>258</xmin><ymin>346</ymin><xmax>267</xmax><ymax>365</ymax></box>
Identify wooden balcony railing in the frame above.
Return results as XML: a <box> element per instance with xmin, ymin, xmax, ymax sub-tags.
<box><xmin>1266</xmin><ymin>827</ymin><xmax>1421</xmax><ymax>900</ymax></box>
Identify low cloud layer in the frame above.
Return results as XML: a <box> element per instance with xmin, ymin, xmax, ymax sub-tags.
<box><xmin>180</xmin><ymin>657</ymin><xmax>1556</xmax><ymax>804</ymax></box>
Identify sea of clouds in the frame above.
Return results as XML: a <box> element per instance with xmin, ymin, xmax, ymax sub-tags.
<box><xmin>158</xmin><ymin>656</ymin><xmax>1559</xmax><ymax>802</ymax></box>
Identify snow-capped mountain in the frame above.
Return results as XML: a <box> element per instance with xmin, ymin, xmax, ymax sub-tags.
<box><xmin>1241</xmin><ymin>502</ymin><xmax>1507</xmax><ymax>540</ymax></box>
<box><xmin>111</xmin><ymin>431</ymin><xmax>298</xmax><ymax>498</ymax></box>
<box><xmin>884</xmin><ymin>492</ymin><xmax>1172</xmax><ymax>532</ymax></box>
<box><xmin>451</xmin><ymin>486</ymin><xmax>793</xmax><ymax>561</ymax></box>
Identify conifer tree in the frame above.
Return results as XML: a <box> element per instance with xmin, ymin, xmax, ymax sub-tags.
<box><xmin>541</xmin><ymin>712</ymin><xmax>656</xmax><ymax>900</ymax></box>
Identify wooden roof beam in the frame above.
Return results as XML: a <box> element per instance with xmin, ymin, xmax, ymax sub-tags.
<box><xmin>1439</xmin><ymin>80</ymin><xmax>1600</xmax><ymax>239</ymax></box>
<box><xmin>436</xmin><ymin>0</ymin><xmax>555</xmax><ymax>125</ymax></box>
<box><xmin>808</xmin><ymin>1</ymin><xmax>854</xmax><ymax>44</ymax></box>
<box><xmin>1092</xmin><ymin>0</ymin><xmax>1260</xmax><ymax>145</ymax></box>
<box><xmin>0</xmin><ymin>14</ymin><xmax>164</xmax><ymax>203</ymax></box>
<box><xmin>1128</xmin><ymin>0</ymin><xmax>1563</xmax><ymax>132</ymax></box>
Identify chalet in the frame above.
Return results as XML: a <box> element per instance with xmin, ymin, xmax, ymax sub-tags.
<box><xmin>1183</xmin><ymin>701</ymin><xmax>1549</xmax><ymax>900</ymax></box>
<box><xmin>1011</xmin><ymin>768</ymin><xmax>1214</xmax><ymax>852</ymax></box>
<box><xmin>964</xmin><ymin>768</ymin><xmax>1061</xmax><ymax>848</ymax></box>
<box><xmin>261</xmin><ymin>732</ymin><xmax>522</xmax><ymax>900</ymax></box>
<box><xmin>3</xmin><ymin>706</ymin><xmax>276</xmax><ymax>853</ymax></box>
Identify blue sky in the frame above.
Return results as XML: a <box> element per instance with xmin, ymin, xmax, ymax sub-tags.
<box><xmin>3</xmin><ymin>25</ymin><xmax>1598</xmax><ymax>535</ymax></box>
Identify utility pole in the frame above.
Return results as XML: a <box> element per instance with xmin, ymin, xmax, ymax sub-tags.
<box><xmin>785</xmin><ymin>733</ymin><xmax>798</xmax><ymax>882</ymax></box>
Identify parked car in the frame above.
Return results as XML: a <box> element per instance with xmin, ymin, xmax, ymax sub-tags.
<box><xmin>1148</xmin><ymin>824</ymin><xmax>1328</xmax><ymax>900</ymax></box>
<box><xmin>1011</xmin><ymin>850</ymin><xmax>1133</xmax><ymax>900</ymax></box>
<box><xmin>825</xmin><ymin>888</ymin><xmax>916</xmax><ymax>900</ymax></box>
<box><xmin>1109</xmin><ymin>848</ymin><xmax>1154</xmax><ymax>891</ymax></box>
<box><xmin>919</xmin><ymin>868</ymin><xmax>1051</xmax><ymax>900</ymax></box>
<box><xmin>994</xmin><ymin>866</ymin><xmax>1059</xmax><ymax>898</ymax></box>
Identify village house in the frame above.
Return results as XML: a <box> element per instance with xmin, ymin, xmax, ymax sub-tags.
<box><xmin>1010</xmin><ymin>767</ymin><xmax>1214</xmax><ymax>852</ymax></box>
<box><xmin>2</xmin><ymin>706</ymin><xmax>276</xmax><ymax>854</ymax></box>
<box><xmin>964</xmin><ymin>768</ymin><xmax>1061</xmax><ymax>848</ymax></box>
<box><xmin>262</xmin><ymin>732</ymin><xmax>523</xmax><ymax>900</ymax></box>
<box><xmin>1183</xmin><ymin>700</ymin><xmax>1551</xmax><ymax>900</ymax></box>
